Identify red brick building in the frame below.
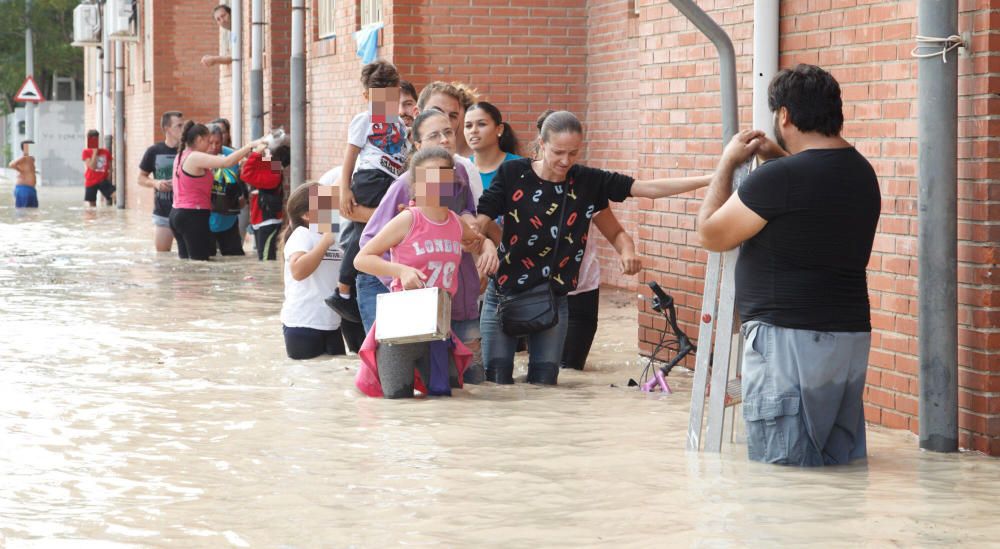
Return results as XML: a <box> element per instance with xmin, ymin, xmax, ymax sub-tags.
<box><xmin>84</xmin><ymin>0</ymin><xmax>998</xmax><ymax>454</ymax></box>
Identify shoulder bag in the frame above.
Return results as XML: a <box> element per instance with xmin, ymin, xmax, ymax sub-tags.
<box><xmin>496</xmin><ymin>182</ymin><xmax>570</xmax><ymax>337</ymax></box>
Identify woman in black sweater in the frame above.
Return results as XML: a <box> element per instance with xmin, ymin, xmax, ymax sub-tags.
<box><xmin>475</xmin><ymin>111</ymin><xmax>711</xmax><ymax>385</ymax></box>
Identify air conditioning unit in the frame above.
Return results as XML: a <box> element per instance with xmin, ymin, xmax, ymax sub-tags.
<box><xmin>106</xmin><ymin>0</ymin><xmax>138</xmax><ymax>41</ymax></box>
<box><xmin>71</xmin><ymin>1</ymin><xmax>101</xmax><ymax>47</ymax></box>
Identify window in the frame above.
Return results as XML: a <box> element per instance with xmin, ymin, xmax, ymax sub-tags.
<box><xmin>318</xmin><ymin>0</ymin><xmax>336</xmax><ymax>39</ymax></box>
<box><xmin>359</xmin><ymin>0</ymin><xmax>380</xmax><ymax>29</ymax></box>
<box><xmin>143</xmin><ymin>0</ymin><xmax>152</xmax><ymax>81</ymax></box>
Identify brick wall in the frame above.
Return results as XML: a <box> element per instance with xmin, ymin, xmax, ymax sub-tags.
<box><xmin>635</xmin><ymin>0</ymin><xmax>998</xmax><ymax>454</ymax></box>
<box><xmin>584</xmin><ymin>0</ymin><xmax>642</xmax><ymax>293</ymax></box>
<box><xmin>97</xmin><ymin>0</ymin><xmax>221</xmax><ymax>212</ymax></box>
<box><xmin>391</xmin><ymin>0</ymin><xmax>588</xmax><ymax>154</ymax></box>
<box><xmin>305</xmin><ymin>0</ymin><xmax>589</xmax><ymax>180</ymax></box>
<box><xmin>154</xmin><ymin>0</ymin><xmax>220</xmax><ymax>124</ymax></box>
<box><xmin>304</xmin><ymin>0</ymin><xmax>371</xmax><ymax>181</ymax></box>
<box><xmin>266</xmin><ymin>0</ymin><xmax>292</xmax><ymax>132</ymax></box>
<box><xmin>215</xmin><ymin>0</ymin><xmax>289</xmax><ymax>146</ymax></box>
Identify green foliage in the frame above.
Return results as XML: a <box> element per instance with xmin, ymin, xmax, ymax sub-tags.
<box><xmin>0</xmin><ymin>0</ymin><xmax>83</xmax><ymax>113</ymax></box>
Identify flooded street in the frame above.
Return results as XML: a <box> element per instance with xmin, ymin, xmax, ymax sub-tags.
<box><xmin>2</xmin><ymin>184</ymin><xmax>998</xmax><ymax>548</ymax></box>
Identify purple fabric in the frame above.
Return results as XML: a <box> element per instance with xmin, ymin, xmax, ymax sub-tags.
<box><xmin>427</xmin><ymin>339</ymin><xmax>453</xmax><ymax>396</ymax></box>
<box><xmin>359</xmin><ymin>161</ymin><xmax>480</xmax><ymax>321</ymax></box>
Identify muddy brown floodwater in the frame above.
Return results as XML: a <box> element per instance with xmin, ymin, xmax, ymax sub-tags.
<box><xmin>1</xmin><ymin>184</ymin><xmax>998</xmax><ymax>548</ymax></box>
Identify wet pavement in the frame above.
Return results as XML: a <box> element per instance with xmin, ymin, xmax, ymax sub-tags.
<box><xmin>1</xmin><ymin>184</ymin><xmax>998</xmax><ymax>547</ymax></box>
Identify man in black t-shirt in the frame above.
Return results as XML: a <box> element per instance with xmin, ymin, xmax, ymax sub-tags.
<box><xmin>697</xmin><ymin>65</ymin><xmax>881</xmax><ymax>466</ymax></box>
<box><xmin>138</xmin><ymin>111</ymin><xmax>184</xmax><ymax>252</ymax></box>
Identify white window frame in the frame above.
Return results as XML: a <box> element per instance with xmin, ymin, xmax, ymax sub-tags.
<box><xmin>360</xmin><ymin>0</ymin><xmax>380</xmax><ymax>29</ymax></box>
<box><xmin>318</xmin><ymin>0</ymin><xmax>336</xmax><ymax>39</ymax></box>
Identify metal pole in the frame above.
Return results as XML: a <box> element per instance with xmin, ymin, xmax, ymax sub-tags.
<box><xmin>102</xmin><ymin>11</ymin><xmax>113</xmax><ymax>142</ymax></box>
<box><xmin>917</xmin><ymin>0</ymin><xmax>959</xmax><ymax>452</ymax></box>
<box><xmin>752</xmin><ymin>0</ymin><xmax>779</xmax><ymax>138</ymax></box>
<box><xmin>250</xmin><ymin>0</ymin><xmax>264</xmax><ymax>139</ymax></box>
<box><xmin>667</xmin><ymin>0</ymin><xmax>738</xmax><ymax>141</ymax></box>
<box><xmin>96</xmin><ymin>2</ymin><xmax>106</xmax><ymax>138</ymax></box>
<box><xmin>669</xmin><ymin>0</ymin><xmax>741</xmax><ymax>453</ymax></box>
<box><xmin>231</xmin><ymin>0</ymin><xmax>244</xmax><ymax>147</ymax></box>
<box><xmin>290</xmin><ymin>0</ymin><xmax>305</xmax><ymax>191</ymax></box>
<box><xmin>25</xmin><ymin>0</ymin><xmax>35</xmax><ymax>141</ymax></box>
<box><xmin>114</xmin><ymin>41</ymin><xmax>125</xmax><ymax>209</ymax></box>
<box><xmin>96</xmin><ymin>47</ymin><xmax>104</xmax><ymax>137</ymax></box>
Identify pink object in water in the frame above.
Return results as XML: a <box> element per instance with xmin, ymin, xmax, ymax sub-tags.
<box><xmin>355</xmin><ymin>322</ymin><xmax>472</xmax><ymax>398</ymax></box>
<box><xmin>641</xmin><ymin>369</ymin><xmax>672</xmax><ymax>394</ymax></box>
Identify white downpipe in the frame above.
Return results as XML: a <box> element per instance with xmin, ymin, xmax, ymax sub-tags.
<box><xmin>753</xmin><ymin>0</ymin><xmax>779</xmax><ymax>137</ymax></box>
<box><xmin>101</xmin><ymin>4</ymin><xmax>113</xmax><ymax>142</ymax></box>
<box><xmin>95</xmin><ymin>48</ymin><xmax>103</xmax><ymax>137</ymax></box>
<box><xmin>231</xmin><ymin>0</ymin><xmax>243</xmax><ymax>147</ymax></box>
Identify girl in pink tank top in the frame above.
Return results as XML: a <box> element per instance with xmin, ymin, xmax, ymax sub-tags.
<box><xmin>388</xmin><ymin>208</ymin><xmax>463</xmax><ymax>294</ymax></box>
<box><xmin>353</xmin><ymin>147</ymin><xmax>500</xmax><ymax>399</ymax></box>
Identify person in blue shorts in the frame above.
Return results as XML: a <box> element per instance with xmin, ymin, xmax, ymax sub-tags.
<box><xmin>9</xmin><ymin>140</ymin><xmax>38</xmax><ymax>208</ymax></box>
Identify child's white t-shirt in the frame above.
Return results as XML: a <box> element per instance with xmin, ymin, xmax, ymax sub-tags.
<box><xmin>280</xmin><ymin>226</ymin><xmax>343</xmax><ymax>331</ymax></box>
<box><xmin>347</xmin><ymin>112</ymin><xmax>409</xmax><ymax>179</ymax></box>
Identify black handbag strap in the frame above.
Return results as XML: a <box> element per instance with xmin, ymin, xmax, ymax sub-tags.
<box><xmin>493</xmin><ymin>173</ymin><xmax>573</xmax><ymax>293</ymax></box>
<box><xmin>544</xmin><ymin>180</ymin><xmax>571</xmax><ymax>282</ymax></box>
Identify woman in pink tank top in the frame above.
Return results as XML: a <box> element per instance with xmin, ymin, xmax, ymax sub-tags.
<box><xmin>169</xmin><ymin>121</ymin><xmax>264</xmax><ymax>260</ymax></box>
<box><xmin>354</xmin><ymin>147</ymin><xmax>499</xmax><ymax>398</ymax></box>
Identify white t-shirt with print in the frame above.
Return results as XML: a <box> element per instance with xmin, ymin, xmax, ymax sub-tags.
<box><xmin>569</xmin><ymin>226</ymin><xmax>602</xmax><ymax>296</ymax></box>
<box><xmin>347</xmin><ymin>112</ymin><xmax>409</xmax><ymax>179</ymax></box>
<box><xmin>318</xmin><ymin>166</ymin><xmax>355</xmax><ymax>251</ymax></box>
<box><xmin>280</xmin><ymin>226</ymin><xmax>343</xmax><ymax>331</ymax></box>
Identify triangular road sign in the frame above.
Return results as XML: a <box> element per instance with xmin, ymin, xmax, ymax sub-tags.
<box><xmin>15</xmin><ymin>76</ymin><xmax>45</xmax><ymax>103</ymax></box>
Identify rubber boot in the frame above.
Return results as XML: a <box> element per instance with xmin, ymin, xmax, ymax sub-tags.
<box><xmin>485</xmin><ymin>364</ymin><xmax>514</xmax><ymax>385</ymax></box>
<box><xmin>526</xmin><ymin>362</ymin><xmax>559</xmax><ymax>386</ymax></box>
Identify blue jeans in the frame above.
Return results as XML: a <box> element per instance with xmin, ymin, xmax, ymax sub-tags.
<box><xmin>451</xmin><ymin>318</ymin><xmax>481</xmax><ymax>341</ymax></box>
<box><xmin>357</xmin><ymin>273</ymin><xmax>390</xmax><ymax>335</ymax></box>
<box><xmin>480</xmin><ymin>280</ymin><xmax>569</xmax><ymax>385</ymax></box>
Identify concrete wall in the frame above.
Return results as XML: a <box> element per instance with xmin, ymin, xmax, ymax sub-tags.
<box><xmin>5</xmin><ymin>102</ymin><xmax>86</xmax><ymax>187</ymax></box>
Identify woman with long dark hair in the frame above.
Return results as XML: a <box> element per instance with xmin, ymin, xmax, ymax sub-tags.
<box><xmin>169</xmin><ymin>121</ymin><xmax>262</xmax><ymax>260</ymax></box>
<box><xmin>464</xmin><ymin>101</ymin><xmax>522</xmax><ymax>190</ymax></box>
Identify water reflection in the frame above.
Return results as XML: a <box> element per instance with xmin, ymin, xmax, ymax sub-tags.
<box><xmin>1</xmin><ymin>185</ymin><xmax>997</xmax><ymax>547</ymax></box>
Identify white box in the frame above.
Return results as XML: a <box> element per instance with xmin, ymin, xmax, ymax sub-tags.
<box><xmin>375</xmin><ymin>287</ymin><xmax>451</xmax><ymax>344</ymax></box>
<box><xmin>72</xmin><ymin>2</ymin><xmax>101</xmax><ymax>47</ymax></box>
<box><xmin>105</xmin><ymin>0</ymin><xmax>138</xmax><ymax>41</ymax></box>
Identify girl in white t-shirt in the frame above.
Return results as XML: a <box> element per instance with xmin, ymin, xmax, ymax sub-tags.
<box><xmin>280</xmin><ymin>182</ymin><xmax>347</xmax><ymax>359</ymax></box>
